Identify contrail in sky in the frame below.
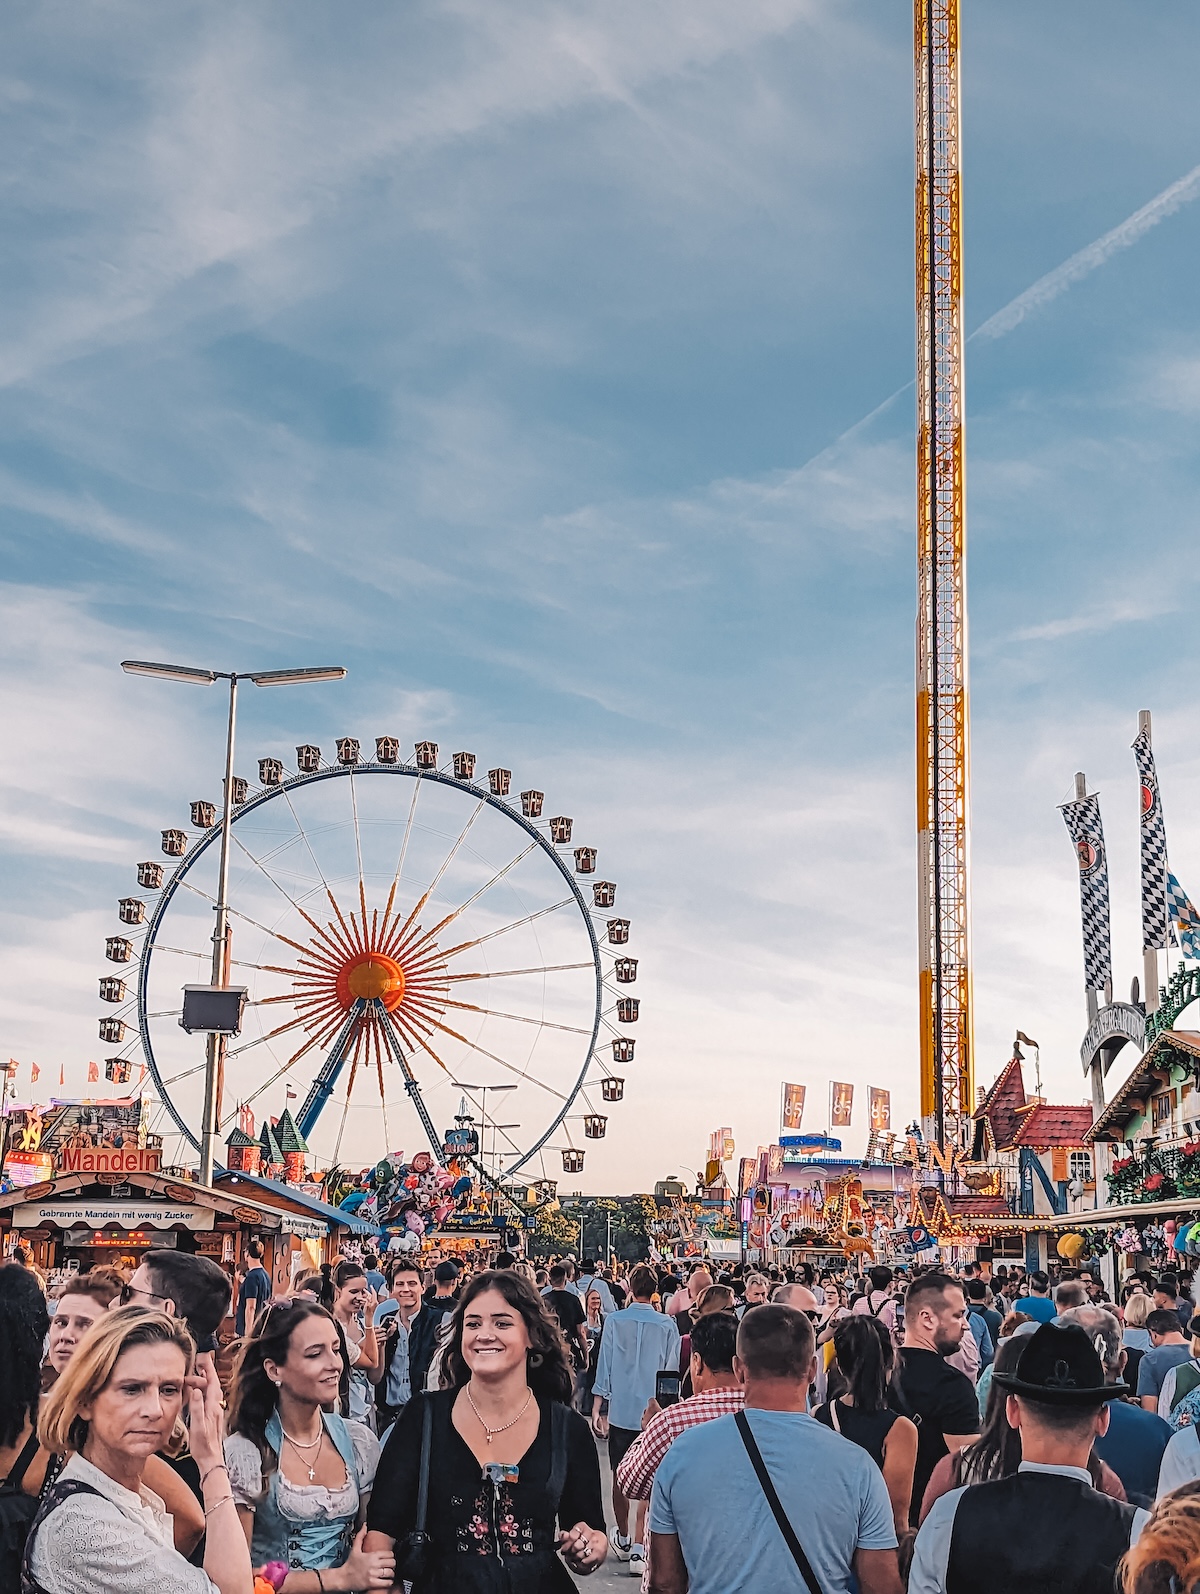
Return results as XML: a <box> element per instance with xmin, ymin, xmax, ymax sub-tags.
<box><xmin>971</xmin><ymin>159</ymin><xmax>1200</xmax><ymax>341</ymax></box>
<box><xmin>807</xmin><ymin>158</ymin><xmax>1200</xmax><ymax>462</ymax></box>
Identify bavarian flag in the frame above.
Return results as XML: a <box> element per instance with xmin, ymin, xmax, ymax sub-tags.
<box><xmin>1168</xmin><ymin>872</ymin><xmax>1200</xmax><ymax>959</ymax></box>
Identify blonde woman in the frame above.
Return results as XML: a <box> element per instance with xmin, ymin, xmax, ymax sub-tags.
<box><xmin>26</xmin><ymin>1306</ymin><xmax>252</xmax><ymax>1594</ymax></box>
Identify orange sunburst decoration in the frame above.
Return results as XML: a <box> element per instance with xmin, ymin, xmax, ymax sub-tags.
<box><xmin>280</xmin><ymin>891</ymin><xmax>453</xmax><ymax>1064</ymax></box>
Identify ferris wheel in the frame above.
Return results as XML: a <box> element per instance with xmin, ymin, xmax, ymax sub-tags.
<box><xmin>96</xmin><ymin>737</ymin><xmax>637</xmax><ymax>1183</ymax></box>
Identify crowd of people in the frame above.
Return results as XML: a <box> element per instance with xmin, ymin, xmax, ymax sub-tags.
<box><xmin>5</xmin><ymin>1243</ymin><xmax>1200</xmax><ymax>1592</ymax></box>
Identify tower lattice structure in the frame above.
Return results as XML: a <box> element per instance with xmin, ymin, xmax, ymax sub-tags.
<box><xmin>915</xmin><ymin>0</ymin><xmax>973</xmax><ymax>1144</ymax></box>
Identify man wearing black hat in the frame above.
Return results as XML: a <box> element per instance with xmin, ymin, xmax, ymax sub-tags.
<box><xmin>907</xmin><ymin>1323</ymin><xmax>1148</xmax><ymax>1594</ymax></box>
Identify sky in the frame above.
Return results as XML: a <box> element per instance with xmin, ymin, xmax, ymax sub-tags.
<box><xmin>4</xmin><ymin>1</ymin><xmax>1200</xmax><ymax>1193</ymax></box>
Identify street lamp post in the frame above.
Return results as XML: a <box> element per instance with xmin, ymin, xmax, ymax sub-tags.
<box><xmin>121</xmin><ymin>661</ymin><xmax>346</xmax><ymax>1184</ymax></box>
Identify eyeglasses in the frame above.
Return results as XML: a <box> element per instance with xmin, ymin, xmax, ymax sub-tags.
<box><xmin>120</xmin><ymin>1283</ymin><xmax>171</xmax><ymax>1307</ymax></box>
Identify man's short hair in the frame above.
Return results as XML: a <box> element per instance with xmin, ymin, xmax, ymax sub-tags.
<box><xmin>548</xmin><ymin>1265</ymin><xmax>567</xmax><ymax>1286</ymax></box>
<box><xmin>1148</xmin><ymin>1308</ymin><xmax>1182</xmax><ymax>1336</ymax></box>
<box><xmin>1029</xmin><ymin>1270</ymin><xmax>1049</xmax><ymax>1293</ymax></box>
<box><xmin>629</xmin><ymin>1265</ymin><xmax>657</xmax><ymax>1300</ymax></box>
<box><xmin>59</xmin><ymin>1273</ymin><xmax>121</xmax><ymax>1309</ymax></box>
<box><xmin>247</xmin><ymin>1239</ymin><xmax>265</xmax><ymax>1261</ymax></box>
<box><xmin>966</xmin><ymin>1279</ymin><xmax>988</xmax><ymax>1302</ymax></box>
<box><xmin>434</xmin><ymin>1261</ymin><xmax>459</xmax><ymax>1285</ymax></box>
<box><xmin>690</xmin><ymin>1311</ymin><xmax>738</xmax><ymax>1374</ymax></box>
<box><xmin>143</xmin><ymin>1251</ymin><xmax>232</xmax><ymax>1340</ymax></box>
<box><xmin>736</xmin><ymin>1304</ymin><xmax>815</xmax><ymax>1380</ymax></box>
<box><xmin>1156</xmin><ymin>1280</ymin><xmax>1180</xmax><ymax>1301</ymax></box>
<box><xmin>868</xmin><ymin>1266</ymin><xmax>893</xmax><ymax>1293</ymax></box>
<box><xmin>1017</xmin><ymin>1396</ymin><xmax>1104</xmax><ymax>1437</ymax></box>
<box><xmin>903</xmin><ymin>1272</ymin><xmax>964</xmax><ymax>1320</ymax></box>
<box><xmin>1054</xmin><ymin>1281</ymin><xmax>1088</xmax><ymax>1310</ymax></box>
<box><xmin>494</xmin><ymin>1251</ymin><xmax>516</xmax><ymax>1270</ymax></box>
<box><xmin>390</xmin><ymin>1257</ymin><xmax>423</xmax><ymax>1281</ymax></box>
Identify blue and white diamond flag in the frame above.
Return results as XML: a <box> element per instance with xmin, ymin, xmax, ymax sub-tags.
<box><xmin>1133</xmin><ymin>725</ymin><xmax>1169</xmax><ymax>952</ymax></box>
<box><xmin>1168</xmin><ymin>872</ymin><xmax>1200</xmax><ymax>960</ymax></box>
<box><xmin>1059</xmin><ymin>792</ymin><xmax>1113</xmax><ymax>992</ymax></box>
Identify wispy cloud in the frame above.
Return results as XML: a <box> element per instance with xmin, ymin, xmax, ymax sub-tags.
<box><xmin>973</xmin><ymin>160</ymin><xmax>1200</xmax><ymax>341</ymax></box>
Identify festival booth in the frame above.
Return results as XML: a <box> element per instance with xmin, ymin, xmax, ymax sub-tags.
<box><xmin>213</xmin><ymin>1169</ymin><xmax>380</xmax><ymax>1294</ymax></box>
<box><xmin>0</xmin><ymin>1159</ymin><xmax>291</xmax><ymax>1277</ymax></box>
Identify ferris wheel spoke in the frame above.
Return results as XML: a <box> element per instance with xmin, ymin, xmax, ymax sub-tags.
<box><xmin>386</xmin><ymin>799</ymin><xmax>486</xmax><ymax>950</ymax></box>
<box><xmin>349</xmin><ymin>771</ymin><xmax>370</xmax><ymax>938</ymax></box>
<box><xmin>438</xmin><ymin>899</ymin><xmax>574</xmax><ymax>961</ymax></box>
<box><xmin>224</xmin><ymin>1013</ymin><xmax>312</xmax><ymax>1059</ymax></box>
<box><xmin>158</xmin><ymin>1063</ymin><xmax>207</xmax><ymax>1088</ymax></box>
<box><xmin>381</xmin><ymin>779</ymin><xmax>422</xmax><ymax>928</ymax></box>
<box><xmin>280</xmin><ymin>786</ymin><xmax>339</xmax><ymax>895</ymax></box>
<box><xmin>331</xmin><ymin>1059</ymin><xmax>359</xmax><ymax>1164</ymax></box>
<box><xmin>441</xmin><ymin>998</ymin><xmax>589</xmax><ymax>1035</ymax></box>
<box><xmin>324</xmin><ymin>887</ymin><xmax>367</xmax><ymax>961</ymax></box>
<box><xmin>426</xmin><ymin>1018</ymin><xmax>569</xmax><ymax>1101</ymax></box>
<box><xmin>384</xmin><ymin>841</ymin><xmax>538</xmax><ymax>964</ymax></box>
<box><xmin>445</xmin><ymin>962</ymin><xmax>593</xmax><ymax>982</ymax></box>
<box><xmin>218</xmin><ymin>1023</ymin><xmax>336</xmax><ymax>1129</ymax></box>
<box><xmin>178</xmin><ymin>880</ymin><xmax>316</xmax><ymax>961</ymax></box>
<box><xmin>231</xmin><ymin>835</ymin><xmax>356</xmax><ymax>964</ymax></box>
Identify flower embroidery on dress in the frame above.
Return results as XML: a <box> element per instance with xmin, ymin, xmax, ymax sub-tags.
<box><xmin>455</xmin><ymin>1484</ymin><xmax>535</xmax><ymax>1556</ymax></box>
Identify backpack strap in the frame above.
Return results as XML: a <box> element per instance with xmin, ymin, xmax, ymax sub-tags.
<box><xmin>21</xmin><ymin>1479</ymin><xmax>103</xmax><ymax>1594</ymax></box>
<box><xmin>734</xmin><ymin>1411</ymin><xmax>825</xmax><ymax>1594</ymax></box>
<box><xmin>2</xmin><ymin>1433</ymin><xmax>40</xmax><ymax>1492</ymax></box>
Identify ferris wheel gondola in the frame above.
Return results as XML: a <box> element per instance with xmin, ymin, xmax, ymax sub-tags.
<box><xmin>97</xmin><ymin>737</ymin><xmax>637</xmax><ymax>1184</ymax></box>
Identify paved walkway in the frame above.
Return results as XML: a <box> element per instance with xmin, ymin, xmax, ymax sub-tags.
<box><xmin>572</xmin><ymin>1431</ymin><xmax>642</xmax><ymax>1589</ymax></box>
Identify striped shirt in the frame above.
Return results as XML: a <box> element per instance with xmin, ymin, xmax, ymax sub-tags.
<box><xmin>616</xmin><ymin>1386</ymin><xmax>746</xmax><ymax>1501</ymax></box>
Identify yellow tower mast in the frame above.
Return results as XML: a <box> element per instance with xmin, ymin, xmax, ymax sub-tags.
<box><xmin>915</xmin><ymin>0</ymin><xmax>973</xmax><ymax>1146</ymax></box>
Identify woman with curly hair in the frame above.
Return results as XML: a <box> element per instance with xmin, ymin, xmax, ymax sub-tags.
<box><xmin>224</xmin><ymin>1299</ymin><xmax>390</xmax><ymax>1591</ymax></box>
<box><xmin>365</xmin><ymin>1270</ymin><xmax>607</xmax><ymax>1590</ymax></box>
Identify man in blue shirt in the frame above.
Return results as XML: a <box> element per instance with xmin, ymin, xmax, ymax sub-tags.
<box><xmin>1059</xmin><ymin>1304</ymin><xmax>1170</xmax><ymax>1508</ymax></box>
<box><xmin>593</xmin><ymin>1263</ymin><xmax>680</xmax><ymax>1575</ymax></box>
<box><xmin>1020</xmin><ymin>1270</ymin><xmax>1058</xmax><ymax>1324</ymax></box>
<box><xmin>649</xmin><ymin>1303</ymin><xmax>901</xmax><ymax>1594</ymax></box>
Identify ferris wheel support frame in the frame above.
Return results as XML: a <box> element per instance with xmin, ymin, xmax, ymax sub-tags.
<box><xmin>136</xmin><ymin>760</ymin><xmax>607</xmax><ymax>1178</ymax></box>
<box><xmin>296</xmin><ymin>998</ymin><xmax>367</xmax><ymax>1141</ymax></box>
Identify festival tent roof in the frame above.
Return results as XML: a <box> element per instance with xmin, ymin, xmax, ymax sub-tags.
<box><xmin>213</xmin><ymin>1168</ymin><xmax>379</xmax><ymax>1235</ymax></box>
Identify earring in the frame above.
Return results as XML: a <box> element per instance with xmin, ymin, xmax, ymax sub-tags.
<box><xmin>527</xmin><ymin>1351</ymin><xmax>543</xmax><ymax>1368</ymax></box>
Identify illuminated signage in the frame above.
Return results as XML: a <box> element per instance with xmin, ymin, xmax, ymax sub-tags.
<box><xmin>58</xmin><ymin>1146</ymin><xmax>162</xmax><ymax>1176</ymax></box>
<box><xmin>4</xmin><ymin>1152</ymin><xmax>54</xmax><ymax>1187</ymax></box>
<box><xmin>12</xmin><ymin>1201</ymin><xmax>215</xmax><ymax>1231</ymax></box>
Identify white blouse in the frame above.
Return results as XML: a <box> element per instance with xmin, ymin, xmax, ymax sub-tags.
<box><xmin>225</xmin><ymin>1422</ymin><xmax>379</xmax><ymax>1519</ymax></box>
<box><xmin>28</xmin><ymin>1453</ymin><xmax>216</xmax><ymax>1594</ymax></box>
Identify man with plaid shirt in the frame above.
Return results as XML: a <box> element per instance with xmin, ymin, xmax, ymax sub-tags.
<box><xmin>616</xmin><ymin>1313</ymin><xmax>742</xmax><ymax>1577</ymax></box>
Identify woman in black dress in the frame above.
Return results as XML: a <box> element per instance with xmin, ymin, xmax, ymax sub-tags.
<box><xmin>364</xmin><ymin>1270</ymin><xmax>606</xmax><ymax>1592</ymax></box>
<box><xmin>813</xmin><ymin>1314</ymin><xmax>917</xmax><ymax>1533</ymax></box>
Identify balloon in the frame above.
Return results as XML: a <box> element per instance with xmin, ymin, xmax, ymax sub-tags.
<box><xmin>1056</xmin><ymin>1233</ymin><xmax>1086</xmax><ymax>1260</ymax></box>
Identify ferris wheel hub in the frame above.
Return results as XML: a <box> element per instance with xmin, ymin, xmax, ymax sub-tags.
<box><xmin>338</xmin><ymin>952</ymin><xmax>407</xmax><ymax>1010</ymax></box>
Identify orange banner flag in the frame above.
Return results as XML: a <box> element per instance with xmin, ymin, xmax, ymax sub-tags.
<box><xmin>87</xmin><ymin>1061</ymin><xmax>99</xmax><ymax>1083</ymax></box>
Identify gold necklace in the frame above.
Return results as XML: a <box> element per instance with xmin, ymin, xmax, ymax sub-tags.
<box><xmin>466</xmin><ymin>1385</ymin><xmax>533</xmax><ymax>1445</ymax></box>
